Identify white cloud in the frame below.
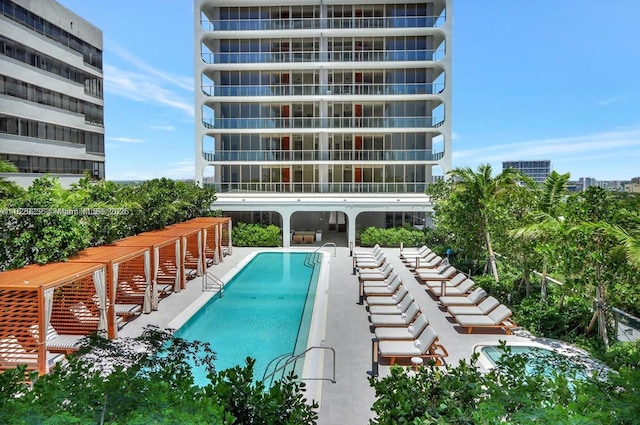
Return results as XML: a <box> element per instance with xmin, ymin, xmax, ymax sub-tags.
<box><xmin>108</xmin><ymin>136</ymin><xmax>145</xmax><ymax>143</ymax></box>
<box><xmin>149</xmin><ymin>124</ymin><xmax>176</xmax><ymax>131</ymax></box>
<box><xmin>597</xmin><ymin>95</ymin><xmax>623</xmax><ymax>106</ymax></box>
<box><xmin>165</xmin><ymin>160</ymin><xmax>195</xmax><ymax>179</ymax></box>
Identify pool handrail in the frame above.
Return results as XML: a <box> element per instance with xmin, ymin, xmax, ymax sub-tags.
<box><xmin>314</xmin><ymin>242</ymin><xmax>336</xmax><ymax>257</ymax></box>
<box><xmin>203</xmin><ymin>271</ymin><xmax>225</xmax><ymax>297</ymax></box>
<box><xmin>262</xmin><ymin>345</ymin><xmax>336</xmax><ymax>386</ymax></box>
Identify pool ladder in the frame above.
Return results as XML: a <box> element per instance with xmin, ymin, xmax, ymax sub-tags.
<box><xmin>202</xmin><ymin>271</ymin><xmax>225</xmax><ymax>297</ymax></box>
<box><xmin>262</xmin><ymin>346</ymin><xmax>336</xmax><ymax>387</ymax></box>
<box><xmin>304</xmin><ymin>243</ymin><xmax>337</xmax><ymax>267</ymax></box>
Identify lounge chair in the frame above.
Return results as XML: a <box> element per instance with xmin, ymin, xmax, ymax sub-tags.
<box><xmin>369</xmin><ymin>302</ymin><xmax>420</xmax><ymax>328</ymax></box>
<box><xmin>368</xmin><ymin>293</ymin><xmax>414</xmax><ymax>315</ymax></box>
<box><xmin>423</xmin><ymin>272</ymin><xmax>466</xmax><ymax>289</ymax></box>
<box><xmin>411</xmin><ymin>255</ymin><xmax>443</xmax><ymax>270</ymax></box>
<box><xmin>374</xmin><ymin>313</ymin><xmax>429</xmax><ymax>340</ymax></box>
<box><xmin>362</xmin><ymin>271</ymin><xmax>399</xmax><ymax>288</ymax></box>
<box><xmin>363</xmin><ymin>275</ymin><xmax>402</xmax><ymax>297</ymax></box>
<box><xmin>455</xmin><ymin>305</ymin><xmax>517</xmax><ymax>334</ymax></box>
<box><xmin>354</xmin><ymin>244</ymin><xmax>382</xmax><ymax>258</ymax></box>
<box><xmin>377</xmin><ymin>326</ymin><xmax>448</xmax><ymax>366</ymax></box>
<box><xmin>416</xmin><ymin>265</ymin><xmax>457</xmax><ymax>282</ymax></box>
<box><xmin>447</xmin><ymin>296</ymin><xmax>500</xmax><ymax>317</ymax></box>
<box><xmin>356</xmin><ymin>251</ymin><xmax>386</xmax><ymax>268</ymax></box>
<box><xmin>439</xmin><ymin>288</ymin><xmax>487</xmax><ymax>307</ymax></box>
<box><xmin>399</xmin><ymin>246</ymin><xmax>431</xmax><ymax>260</ymax></box>
<box><xmin>366</xmin><ymin>285</ymin><xmax>409</xmax><ymax>306</ymax></box>
<box><xmin>0</xmin><ymin>336</ymin><xmax>65</xmax><ymax>370</ymax></box>
<box><xmin>29</xmin><ymin>325</ymin><xmax>85</xmax><ymax>354</ymax></box>
<box><xmin>427</xmin><ymin>278</ymin><xmax>475</xmax><ymax>297</ymax></box>
<box><xmin>358</xmin><ymin>262</ymin><xmax>393</xmax><ymax>281</ymax></box>
<box><xmin>70</xmin><ymin>302</ymin><xmax>125</xmax><ymax>329</ymax></box>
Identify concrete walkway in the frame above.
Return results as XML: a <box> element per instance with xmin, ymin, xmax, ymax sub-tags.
<box><xmin>118</xmin><ymin>246</ymin><xmax>533</xmax><ymax>424</ymax></box>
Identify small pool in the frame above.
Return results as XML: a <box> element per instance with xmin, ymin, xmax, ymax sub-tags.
<box><xmin>476</xmin><ymin>342</ymin><xmax>591</xmax><ymax>379</ymax></box>
<box><xmin>171</xmin><ymin>251</ymin><xmax>325</xmax><ymax>386</ymax></box>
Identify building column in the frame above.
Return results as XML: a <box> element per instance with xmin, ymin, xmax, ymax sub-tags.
<box><xmin>282</xmin><ymin>212</ymin><xmax>291</xmax><ymax>248</ymax></box>
<box><xmin>346</xmin><ymin>210</ymin><xmax>358</xmax><ymax>248</ymax></box>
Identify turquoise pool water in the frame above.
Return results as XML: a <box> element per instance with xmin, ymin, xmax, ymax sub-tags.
<box><xmin>174</xmin><ymin>252</ymin><xmax>320</xmax><ymax>386</ymax></box>
<box><xmin>480</xmin><ymin>345</ymin><xmax>587</xmax><ymax>379</ymax></box>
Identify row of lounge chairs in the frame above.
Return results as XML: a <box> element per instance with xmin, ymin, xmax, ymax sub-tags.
<box><xmin>355</xmin><ymin>245</ymin><xmax>448</xmax><ymax>366</ymax></box>
<box><xmin>401</xmin><ymin>246</ymin><xmax>518</xmax><ymax>335</ymax></box>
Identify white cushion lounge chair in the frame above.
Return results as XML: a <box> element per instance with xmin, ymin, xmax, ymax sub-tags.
<box><xmin>455</xmin><ymin>305</ymin><xmax>517</xmax><ymax>334</ymax></box>
<box><xmin>416</xmin><ymin>265</ymin><xmax>457</xmax><ymax>282</ymax></box>
<box><xmin>428</xmin><ymin>278</ymin><xmax>475</xmax><ymax>297</ymax></box>
<box><xmin>369</xmin><ymin>302</ymin><xmax>420</xmax><ymax>328</ymax></box>
<box><xmin>374</xmin><ymin>313</ymin><xmax>429</xmax><ymax>340</ymax></box>
<box><xmin>29</xmin><ymin>325</ymin><xmax>85</xmax><ymax>354</ymax></box>
<box><xmin>377</xmin><ymin>326</ymin><xmax>448</xmax><ymax>366</ymax></box>
<box><xmin>366</xmin><ymin>285</ymin><xmax>409</xmax><ymax>306</ymax></box>
<box><xmin>439</xmin><ymin>288</ymin><xmax>487</xmax><ymax>307</ymax></box>
<box><xmin>399</xmin><ymin>246</ymin><xmax>431</xmax><ymax>260</ymax></box>
<box><xmin>362</xmin><ymin>271</ymin><xmax>399</xmax><ymax>288</ymax></box>
<box><xmin>0</xmin><ymin>336</ymin><xmax>65</xmax><ymax>370</ymax></box>
<box><xmin>363</xmin><ymin>275</ymin><xmax>402</xmax><ymax>297</ymax></box>
<box><xmin>356</xmin><ymin>253</ymin><xmax>386</xmax><ymax>269</ymax></box>
<box><xmin>423</xmin><ymin>272</ymin><xmax>466</xmax><ymax>289</ymax></box>
<box><xmin>409</xmin><ymin>255</ymin><xmax>443</xmax><ymax>270</ymax></box>
<box><xmin>358</xmin><ymin>262</ymin><xmax>393</xmax><ymax>281</ymax></box>
<box><xmin>368</xmin><ymin>293</ymin><xmax>414</xmax><ymax>315</ymax></box>
<box><xmin>354</xmin><ymin>244</ymin><xmax>382</xmax><ymax>258</ymax></box>
<box><xmin>403</xmin><ymin>251</ymin><xmax>437</xmax><ymax>266</ymax></box>
<box><xmin>447</xmin><ymin>296</ymin><xmax>500</xmax><ymax>317</ymax></box>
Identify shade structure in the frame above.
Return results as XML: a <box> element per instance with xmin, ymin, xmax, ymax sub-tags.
<box><xmin>0</xmin><ymin>262</ymin><xmax>105</xmax><ymax>375</ymax></box>
<box><xmin>139</xmin><ymin>226</ymin><xmax>203</xmax><ymax>290</ymax></box>
<box><xmin>68</xmin><ymin>245</ymin><xmax>151</xmax><ymax>338</ymax></box>
<box><xmin>184</xmin><ymin>217</ymin><xmax>233</xmax><ymax>260</ymax></box>
<box><xmin>169</xmin><ymin>218</ymin><xmax>230</xmax><ymax>268</ymax></box>
<box><xmin>112</xmin><ymin>234</ymin><xmax>181</xmax><ymax>311</ymax></box>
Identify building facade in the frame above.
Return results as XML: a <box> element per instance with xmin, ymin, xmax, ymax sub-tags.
<box><xmin>0</xmin><ymin>0</ymin><xmax>105</xmax><ymax>187</ymax></box>
<box><xmin>502</xmin><ymin>160</ymin><xmax>551</xmax><ymax>184</ymax></box>
<box><xmin>194</xmin><ymin>0</ymin><xmax>452</xmax><ymax>246</ymax></box>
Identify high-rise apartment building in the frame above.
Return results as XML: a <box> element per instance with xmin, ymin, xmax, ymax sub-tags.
<box><xmin>195</xmin><ymin>0</ymin><xmax>452</xmax><ymax>247</ymax></box>
<box><xmin>0</xmin><ymin>0</ymin><xmax>105</xmax><ymax>187</ymax></box>
<box><xmin>502</xmin><ymin>160</ymin><xmax>551</xmax><ymax>184</ymax></box>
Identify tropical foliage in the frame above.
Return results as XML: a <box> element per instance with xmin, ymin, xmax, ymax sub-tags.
<box><xmin>0</xmin><ymin>327</ymin><xmax>318</xmax><ymax>424</ymax></box>
<box><xmin>232</xmin><ymin>222</ymin><xmax>282</xmax><ymax>247</ymax></box>
<box><xmin>0</xmin><ymin>176</ymin><xmax>217</xmax><ymax>270</ymax></box>
<box><xmin>359</xmin><ymin>226</ymin><xmax>426</xmax><ymax>247</ymax></box>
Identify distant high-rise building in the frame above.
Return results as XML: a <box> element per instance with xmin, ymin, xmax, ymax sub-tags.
<box><xmin>502</xmin><ymin>160</ymin><xmax>551</xmax><ymax>184</ymax></box>
<box><xmin>0</xmin><ymin>0</ymin><xmax>105</xmax><ymax>187</ymax></box>
<box><xmin>194</xmin><ymin>0</ymin><xmax>452</xmax><ymax>247</ymax></box>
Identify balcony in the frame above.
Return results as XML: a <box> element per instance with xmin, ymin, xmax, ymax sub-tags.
<box><xmin>203</xmin><ymin>116</ymin><xmax>444</xmax><ymax>130</ymax></box>
<box><xmin>200</xmin><ymin>15</ymin><xmax>445</xmax><ymax>32</ymax></box>
<box><xmin>202</xmin><ymin>82</ymin><xmax>445</xmax><ymax>97</ymax></box>
<box><xmin>201</xmin><ymin>149</ymin><xmax>443</xmax><ymax>162</ymax></box>
<box><xmin>214</xmin><ymin>182</ymin><xmax>429</xmax><ymax>194</ymax></box>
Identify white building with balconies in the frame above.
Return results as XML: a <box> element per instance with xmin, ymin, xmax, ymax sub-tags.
<box><xmin>194</xmin><ymin>0</ymin><xmax>452</xmax><ymax>247</ymax></box>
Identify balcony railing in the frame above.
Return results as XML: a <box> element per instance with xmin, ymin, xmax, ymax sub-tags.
<box><xmin>203</xmin><ymin>82</ymin><xmax>445</xmax><ymax>97</ymax></box>
<box><xmin>201</xmin><ymin>48</ymin><xmax>445</xmax><ymax>65</ymax></box>
<box><xmin>201</xmin><ymin>149</ymin><xmax>443</xmax><ymax>162</ymax></box>
<box><xmin>201</xmin><ymin>15</ymin><xmax>446</xmax><ymax>32</ymax></box>
<box><xmin>213</xmin><ymin>182</ymin><xmax>429</xmax><ymax>194</ymax></box>
<box><xmin>202</xmin><ymin>116</ymin><xmax>444</xmax><ymax>129</ymax></box>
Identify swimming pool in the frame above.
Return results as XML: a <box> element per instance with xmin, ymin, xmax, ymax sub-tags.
<box><xmin>171</xmin><ymin>251</ymin><xmax>326</xmax><ymax>387</ymax></box>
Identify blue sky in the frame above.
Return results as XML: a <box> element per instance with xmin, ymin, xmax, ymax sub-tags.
<box><xmin>57</xmin><ymin>0</ymin><xmax>640</xmax><ymax>181</ymax></box>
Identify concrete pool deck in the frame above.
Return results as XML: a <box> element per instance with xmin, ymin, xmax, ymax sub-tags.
<box><xmin>118</xmin><ymin>246</ymin><xmax>535</xmax><ymax>424</ymax></box>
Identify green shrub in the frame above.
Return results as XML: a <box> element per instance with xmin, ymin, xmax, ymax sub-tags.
<box><xmin>359</xmin><ymin>226</ymin><xmax>426</xmax><ymax>247</ymax></box>
<box><xmin>232</xmin><ymin>222</ymin><xmax>281</xmax><ymax>247</ymax></box>
<box><xmin>603</xmin><ymin>341</ymin><xmax>640</xmax><ymax>369</ymax></box>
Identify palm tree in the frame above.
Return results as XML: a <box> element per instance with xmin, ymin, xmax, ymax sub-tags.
<box><xmin>0</xmin><ymin>159</ymin><xmax>22</xmax><ymax>199</ymax></box>
<box><xmin>510</xmin><ymin>171</ymin><xmax>570</xmax><ymax>303</ymax></box>
<box><xmin>448</xmin><ymin>164</ymin><xmax>521</xmax><ymax>282</ymax></box>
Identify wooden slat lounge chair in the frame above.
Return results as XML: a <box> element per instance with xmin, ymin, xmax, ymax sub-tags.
<box><xmin>29</xmin><ymin>325</ymin><xmax>85</xmax><ymax>354</ymax></box>
<box><xmin>368</xmin><ymin>293</ymin><xmax>413</xmax><ymax>315</ymax></box>
<box><xmin>427</xmin><ymin>278</ymin><xmax>475</xmax><ymax>298</ymax></box>
<box><xmin>377</xmin><ymin>326</ymin><xmax>448</xmax><ymax>366</ymax></box>
<box><xmin>369</xmin><ymin>302</ymin><xmax>420</xmax><ymax>328</ymax></box>
<box><xmin>366</xmin><ymin>286</ymin><xmax>409</xmax><ymax>306</ymax></box>
<box><xmin>439</xmin><ymin>288</ymin><xmax>487</xmax><ymax>307</ymax></box>
<box><xmin>374</xmin><ymin>313</ymin><xmax>429</xmax><ymax>341</ymax></box>
<box><xmin>455</xmin><ymin>305</ymin><xmax>517</xmax><ymax>334</ymax></box>
<box><xmin>447</xmin><ymin>296</ymin><xmax>500</xmax><ymax>317</ymax></box>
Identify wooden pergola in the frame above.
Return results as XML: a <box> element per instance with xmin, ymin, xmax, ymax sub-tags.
<box><xmin>68</xmin><ymin>245</ymin><xmax>151</xmax><ymax>338</ymax></box>
<box><xmin>169</xmin><ymin>217</ymin><xmax>231</xmax><ymax>268</ymax></box>
<box><xmin>112</xmin><ymin>234</ymin><xmax>181</xmax><ymax>310</ymax></box>
<box><xmin>139</xmin><ymin>227</ymin><xmax>203</xmax><ymax>289</ymax></box>
<box><xmin>184</xmin><ymin>217</ymin><xmax>233</xmax><ymax>259</ymax></box>
<box><xmin>0</xmin><ymin>262</ymin><xmax>106</xmax><ymax>375</ymax></box>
